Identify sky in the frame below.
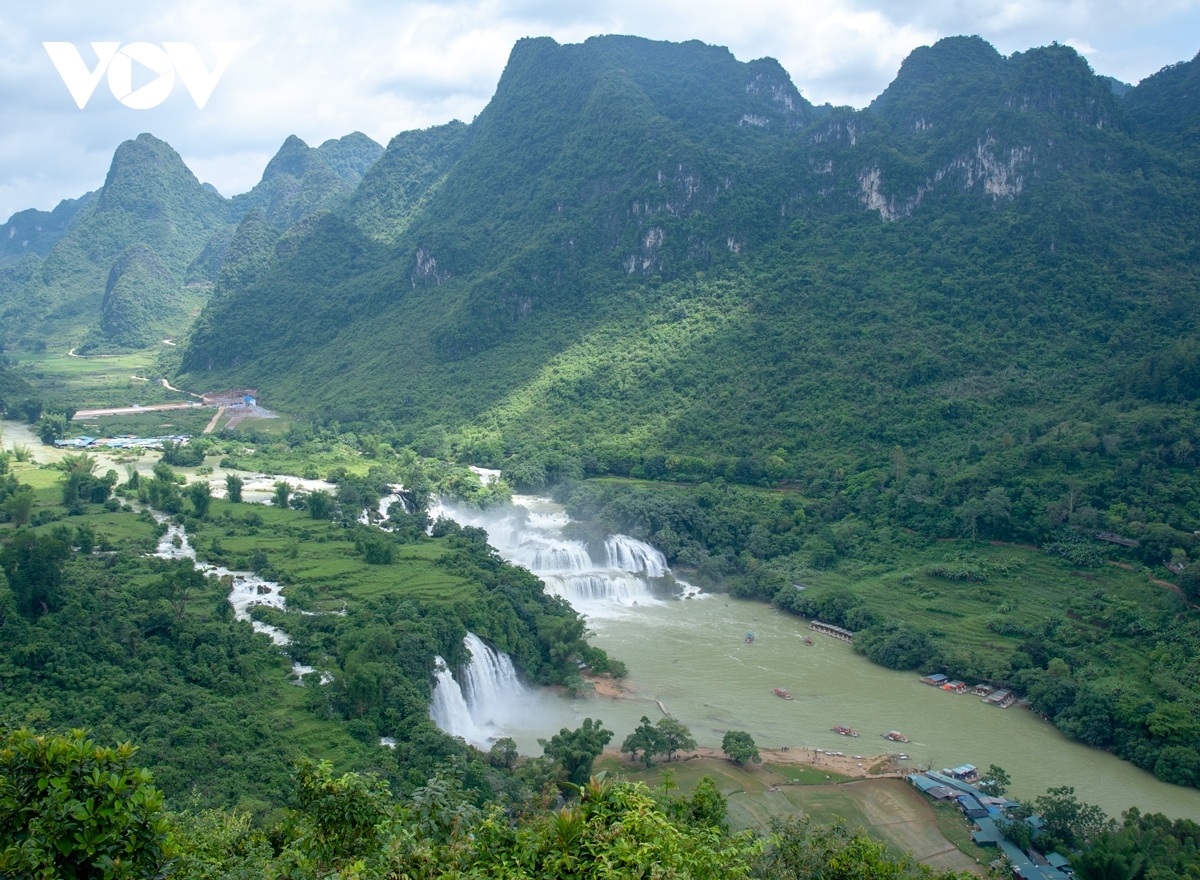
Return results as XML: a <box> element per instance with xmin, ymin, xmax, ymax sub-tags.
<box><xmin>2</xmin><ymin>0</ymin><xmax>1198</xmax><ymax>220</ymax></box>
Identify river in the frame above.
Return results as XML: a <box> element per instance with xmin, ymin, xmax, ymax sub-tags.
<box><xmin>432</xmin><ymin>492</ymin><xmax>1200</xmax><ymax>822</ymax></box>
<box><xmin>5</xmin><ymin>422</ymin><xmax>1199</xmax><ymax>820</ymax></box>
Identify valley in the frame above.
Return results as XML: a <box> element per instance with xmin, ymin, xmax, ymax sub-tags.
<box><xmin>2</xmin><ymin>27</ymin><xmax>1200</xmax><ymax>879</ymax></box>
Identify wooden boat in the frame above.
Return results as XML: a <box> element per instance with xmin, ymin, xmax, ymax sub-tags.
<box><xmin>773</xmin><ymin>687</ymin><xmax>793</xmax><ymax>700</ymax></box>
<box><xmin>882</xmin><ymin>730</ymin><xmax>910</xmax><ymax>743</ymax></box>
<box><xmin>803</xmin><ymin>636</ymin><xmax>813</xmax><ymax>645</ymax></box>
<box><xmin>745</xmin><ymin>633</ymin><xmax>755</xmax><ymax>643</ymax></box>
<box><xmin>832</xmin><ymin>725</ymin><xmax>859</xmax><ymax>737</ymax></box>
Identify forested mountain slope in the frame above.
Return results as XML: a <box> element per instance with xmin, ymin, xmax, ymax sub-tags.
<box><xmin>0</xmin><ymin>135</ymin><xmax>229</xmax><ymax>350</ymax></box>
<box><xmin>0</xmin><ymin>132</ymin><xmax>385</xmax><ymax>353</ymax></box>
<box><xmin>228</xmin><ymin>132</ymin><xmax>382</xmax><ymax>232</ymax></box>
<box><xmin>177</xmin><ymin>36</ymin><xmax>1199</xmax><ymax>494</ymax></box>
<box><xmin>0</xmin><ymin>191</ymin><xmax>95</xmax><ymax>267</ymax></box>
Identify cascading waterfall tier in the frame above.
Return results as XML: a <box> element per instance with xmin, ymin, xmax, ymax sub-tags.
<box><xmin>604</xmin><ymin>535</ymin><xmax>668</xmax><ymax>576</ymax></box>
<box><xmin>428</xmin><ymin>633</ymin><xmax>533</xmax><ymax>747</ymax></box>
<box><xmin>428</xmin><ymin>495</ymin><xmax>698</xmax><ymax>612</ymax></box>
<box><xmin>151</xmin><ymin>515</ymin><xmax>325</xmax><ymax>680</ymax></box>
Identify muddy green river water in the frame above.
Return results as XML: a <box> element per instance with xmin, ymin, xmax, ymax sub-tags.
<box><xmin>5</xmin><ymin>422</ymin><xmax>1198</xmax><ymax>822</ymax></box>
<box><xmin>508</xmin><ymin>595</ymin><xmax>1200</xmax><ymax>822</ymax></box>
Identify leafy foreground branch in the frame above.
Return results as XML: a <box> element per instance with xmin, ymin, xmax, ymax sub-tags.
<box><xmin>0</xmin><ymin>727</ymin><xmax>987</xmax><ymax>880</ymax></box>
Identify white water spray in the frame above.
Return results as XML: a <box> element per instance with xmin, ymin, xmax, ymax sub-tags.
<box><xmin>151</xmin><ymin>517</ymin><xmax>319</xmax><ymax>680</ymax></box>
<box><xmin>429</xmin><ymin>633</ymin><xmax>535</xmax><ymax>746</ymax></box>
<box><xmin>428</xmin><ymin>494</ymin><xmax>697</xmax><ymax>612</ymax></box>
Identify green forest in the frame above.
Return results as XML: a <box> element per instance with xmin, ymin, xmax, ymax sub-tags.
<box><xmin>3</xmin><ymin>27</ymin><xmax>1200</xmax><ymax>880</ymax></box>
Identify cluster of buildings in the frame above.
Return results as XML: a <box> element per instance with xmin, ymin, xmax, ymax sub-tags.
<box><xmin>920</xmin><ymin>674</ymin><xmax>1029</xmax><ymax>709</ymax></box>
<box><xmin>54</xmin><ymin>434</ymin><xmax>190</xmax><ymax>450</ymax></box>
<box><xmin>909</xmin><ymin>770</ymin><xmax>1074</xmax><ymax>878</ymax></box>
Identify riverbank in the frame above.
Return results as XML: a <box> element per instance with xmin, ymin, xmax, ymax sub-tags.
<box><xmin>575</xmin><ymin>591</ymin><xmax>1200</xmax><ymax>821</ymax></box>
<box><xmin>587</xmin><ymin>673</ymin><xmax>634</xmax><ymax>699</ymax></box>
<box><xmin>602</xmin><ymin>745</ymin><xmax>903</xmax><ymax>779</ymax></box>
<box><xmin>592</xmin><ymin>753</ymin><xmax>984</xmax><ymax>873</ymax></box>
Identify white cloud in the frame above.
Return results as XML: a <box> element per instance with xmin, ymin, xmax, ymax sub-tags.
<box><xmin>1</xmin><ymin>0</ymin><xmax>1197</xmax><ymax>219</ymax></box>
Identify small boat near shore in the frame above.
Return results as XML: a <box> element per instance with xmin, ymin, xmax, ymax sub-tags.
<box><xmin>882</xmin><ymin>730</ymin><xmax>910</xmax><ymax>743</ymax></box>
<box><xmin>832</xmin><ymin>725</ymin><xmax>859</xmax><ymax>737</ymax></box>
<box><xmin>773</xmin><ymin>687</ymin><xmax>793</xmax><ymax>700</ymax></box>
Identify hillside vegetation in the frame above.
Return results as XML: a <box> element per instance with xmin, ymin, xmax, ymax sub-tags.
<box><xmin>0</xmin><ymin>131</ymin><xmax>382</xmax><ymax>355</ymax></box>
<box><xmin>167</xmin><ymin>34</ymin><xmax>1200</xmax><ymax>789</ymax></box>
<box><xmin>6</xmin><ymin>31</ymin><xmax>1200</xmax><ymax>809</ymax></box>
<box><xmin>172</xmin><ymin>36</ymin><xmax>1200</xmax><ymax>554</ymax></box>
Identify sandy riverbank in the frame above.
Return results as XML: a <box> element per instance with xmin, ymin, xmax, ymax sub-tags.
<box><xmin>600</xmin><ymin>744</ymin><xmax>904</xmax><ymax>778</ymax></box>
<box><xmin>588</xmin><ymin>674</ymin><xmax>635</xmax><ymax>699</ymax></box>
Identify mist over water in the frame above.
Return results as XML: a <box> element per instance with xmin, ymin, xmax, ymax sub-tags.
<box><xmin>424</xmin><ymin>492</ymin><xmax>702</xmax><ymax>746</ymax></box>
<box><xmin>427</xmin><ymin>495</ymin><xmax>696</xmax><ymax>614</ymax></box>
<box><xmin>428</xmin><ymin>633</ymin><xmax>541</xmax><ymax>748</ymax></box>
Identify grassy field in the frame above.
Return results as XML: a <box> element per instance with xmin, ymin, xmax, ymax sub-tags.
<box><xmin>71</xmin><ymin>407</ymin><xmax>219</xmax><ymax>438</ymax></box>
<box><xmin>184</xmin><ymin>499</ymin><xmax>474</xmax><ymax>611</ymax></box>
<box><xmin>789</xmin><ymin>537</ymin><xmax>1175</xmax><ymax>687</ymax></box>
<box><xmin>594</xmin><ymin>755</ymin><xmax>982</xmax><ymax>873</ymax></box>
<box><xmin>9</xmin><ymin>348</ymin><xmax>187</xmax><ymax>410</ymax></box>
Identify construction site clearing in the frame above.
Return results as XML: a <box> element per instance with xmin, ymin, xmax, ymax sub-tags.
<box><xmin>70</xmin><ymin>389</ymin><xmax>275</xmax><ymax>430</ymax></box>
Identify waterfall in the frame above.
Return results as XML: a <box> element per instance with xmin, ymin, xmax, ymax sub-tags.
<box><xmin>430</xmin><ymin>490</ymin><xmax>698</xmax><ymax>612</ymax></box>
<box><xmin>604</xmin><ymin>535</ymin><xmax>668</xmax><ymax>576</ymax></box>
<box><xmin>543</xmin><ymin>574</ymin><xmax>653</xmax><ymax>604</ymax></box>
<box><xmin>149</xmin><ymin>513</ymin><xmax>312</xmax><ymax>670</ymax></box>
<box><xmin>429</xmin><ymin>633</ymin><xmax>534</xmax><ymax>747</ymax></box>
<box><xmin>461</xmin><ymin>633</ymin><xmax>526</xmax><ymax>728</ymax></box>
<box><xmin>429</xmin><ymin>657</ymin><xmax>480</xmax><ymax>743</ymax></box>
<box><xmin>514</xmin><ymin>538</ymin><xmax>593</xmax><ymax>573</ymax></box>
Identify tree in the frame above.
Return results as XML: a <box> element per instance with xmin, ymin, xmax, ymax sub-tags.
<box><xmin>622</xmin><ymin>716</ymin><xmax>662</xmax><ymax>768</ymax></box>
<box><xmin>957</xmin><ymin>497</ymin><xmax>985</xmax><ymax>541</ymax></box>
<box><xmin>997</xmin><ymin>813</ymin><xmax>1034</xmax><ymax>851</ymax></box>
<box><xmin>722</xmin><ymin>730</ymin><xmax>761</xmax><ymax>767</ymax></box>
<box><xmin>539</xmin><ymin>718</ymin><xmax>613</xmax><ymax>786</ymax></box>
<box><xmin>679</xmin><ymin>775</ymin><xmax>729</xmax><ymax>833</ymax></box>
<box><xmin>0</xmin><ymin>529</ymin><xmax>69</xmax><ymax>617</ymax></box>
<box><xmin>488</xmin><ymin>737</ymin><xmax>518</xmax><ymax>770</ymax></box>
<box><xmin>1072</xmin><ymin>836</ymin><xmax>1142</xmax><ymax>880</ymax></box>
<box><xmin>979</xmin><ymin>764</ymin><xmax>1010</xmax><ymax>797</ymax></box>
<box><xmin>161</xmin><ymin>440</ymin><xmax>204</xmax><ymax>467</ymax></box>
<box><xmin>277</xmin><ymin>758</ymin><xmax>392</xmax><ymax>876</ymax></box>
<box><xmin>654</xmin><ymin>717</ymin><xmax>697</xmax><ymax>762</ymax></box>
<box><xmin>1034</xmin><ymin>786</ymin><xmax>1110</xmax><ymax>850</ymax></box>
<box><xmin>307</xmin><ymin>489</ymin><xmax>333</xmax><ymax>520</ymax></box>
<box><xmin>75</xmin><ymin>523</ymin><xmax>95</xmax><ymax>554</ymax></box>
<box><xmin>982</xmin><ymin>487</ymin><xmax>1012</xmax><ymax>536</ymax></box>
<box><xmin>158</xmin><ymin>563</ymin><xmax>208</xmax><ymax>623</ymax></box>
<box><xmin>35</xmin><ymin>413</ymin><xmax>68</xmax><ymax>446</ymax></box>
<box><xmin>187</xmin><ymin>481</ymin><xmax>212</xmax><ymax>519</ymax></box>
<box><xmin>0</xmin><ymin>489</ymin><xmax>34</xmax><ymax>526</ymax></box>
<box><xmin>0</xmin><ymin>726</ymin><xmax>175</xmax><ymax>880</ymax></box>
<box><xmin>1178</xmin><ymin>563</ymin><xmax>1200</xmax><ymax>603</ymax></box>
<box><xmin>225</xmin><ymin>474</ymin><xmax>243</xmax><ymax>503</ymax></box>
<box><xmin>273</xmin><ymin>481</ymin><xmax>291</xmax><ymax>508</ymax></box>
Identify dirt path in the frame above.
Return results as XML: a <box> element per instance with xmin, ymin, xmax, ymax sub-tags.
<box><xmin>66</xmin><ymin>347</ymin><xmax>120</xmax><ymax>359</ymax></box>
<box><xmin>202</xmin><ymin>406</ymin><xmax>226</xmax><ymax>434</ymax></box>
<box><xmin>160</xmin><ymin>378</ymin><xmax>203</xmax><ymax>399</ymax></box>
